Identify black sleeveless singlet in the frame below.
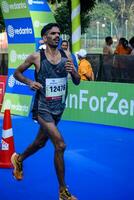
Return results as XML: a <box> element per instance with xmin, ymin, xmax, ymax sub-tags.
<box><xmin>33</xmin><ymin>49</ymin><xmax>68</xmax><ymax>116</ymax></box>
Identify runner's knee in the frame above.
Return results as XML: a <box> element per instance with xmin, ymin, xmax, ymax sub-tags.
<box><xmin>55</xmin><ymin>141</ymin><xmax>66</xmax><ymax>152</ymax></box>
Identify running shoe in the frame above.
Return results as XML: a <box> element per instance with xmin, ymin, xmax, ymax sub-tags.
<box><xmin>11</xmin><ymin>152</ymin><xmax>23</xmax><ymax>180</ymax></box>
<box><xmin>59</xmin><ymin>188</ymin><xmax>77</xmax><ymax>200</ymax></box>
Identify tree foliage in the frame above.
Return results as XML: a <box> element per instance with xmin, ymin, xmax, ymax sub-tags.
<box><xmin>90</xmin><ymin>3</ymin><xmax>115</xmax><ymax>22</ymax></box>
<box><xmin>48</xmin><ymin>0</ymin><xmax>97</xmax><ymax>13</ymax></box>
<box><xmin>53</xmin><ymin>0</ymin><xmax>97</xmax><ymax>35</ymax></box>
<box><xmin>101</xmin><ymin>0</ymin><xmax>134</xmax><ymax>37</ymax></box>
<box><xmin>54</xmin><ymin>1</ymin><xmax>92</xmax><ymax>35</ymax></box>
<box><xmin>88</xmin><ymin>3</ymin><xmax>116</xmax><ymax>38</ymax></box>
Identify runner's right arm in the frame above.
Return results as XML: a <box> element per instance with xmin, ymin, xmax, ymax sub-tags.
<box><xmin>14</xmin><ymin>53</ymin><xmax>43</xmax><ymax>90</ymax></box>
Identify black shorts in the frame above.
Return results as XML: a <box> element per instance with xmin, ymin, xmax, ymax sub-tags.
<box><xmin>38</xmin><ymin>110</ymin><xmax>63</xmax><ymax>125</ymax></box>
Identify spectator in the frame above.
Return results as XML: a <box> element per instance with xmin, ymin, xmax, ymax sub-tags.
<box><xmin>102</xmin><ymin>36</ymin><xmax>114</xmax><ymax>81</ymax></box>
<box><xmin>38</xmin><ymin>39</ymin><xmax>46</xmax><ymax>50</ymax></box>
<box><xmin>61</xmin><ymin>40</ymin><xmax>78</xmax><ymax>71</ymax></box>
<box><xmin>113</xmin><ymin>38</ymin><xmax>131</xmax><ymax>82</ymax></box>
<box><xmin>103</xmin><ymin>36</ymin><xmax>113</xmax><ymax>55</ymax></box>
<box><xmin>77</xmin><ymin>49</ymin><xmax>94</xmax><ymax>81</ymax></box>
<box><xmin>129</xmin><ymin>36</ymin><xmax>134</xmax><ymax>55</ymax></box>
<box><xmin>114</xmin><ymin>38</ymin><xmax>131</xmax><ymax>55</ymax></box>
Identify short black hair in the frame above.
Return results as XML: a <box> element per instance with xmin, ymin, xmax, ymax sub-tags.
<box><xmin>119</xmin><ymin>37</ymin><xmax>128</xmax><ymax>48</ymax></box>
<box><xmin>105</xmin><ymin>36</ymin><xmax>112</xmax><ymax>43</ymax></box>
<box><xmin>61</xmin><ymin>40</ymin><xmax>68</xmax><ymax>44</ymax></box>
<box><xmin>129</xmin><ymin>37</ymin><xmax>134</xmax><ymax>47</ymax></box>
<box><xmin>41</xmin><ymin>23</ymin><xmax>60</xmax><ymax>37</ymax></box>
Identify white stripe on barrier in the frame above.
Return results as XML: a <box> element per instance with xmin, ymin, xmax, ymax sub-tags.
<box><xmin>2</xmin><ymin>128</ymin><xmax>13</xmax><ymax>139</ymax></box>
<box><xmin>72</xmin><ymin>26</ymin><xmax>81</xmax><ymax>44</ymax></box>
<box><xmin>71</xmin><ymin>5</ymin><xmax>80</xmax><ymax>20</ymax></box>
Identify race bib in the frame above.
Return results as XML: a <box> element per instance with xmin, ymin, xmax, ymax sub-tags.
<box><xmin>46</xmin><ymin>78</ymin><xmax>66</xmax><ymax>101</ymax></box>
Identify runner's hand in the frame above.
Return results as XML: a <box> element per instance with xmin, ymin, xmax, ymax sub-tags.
<box><xmin>65</xmin><ymin>59</ymin><xmax>75</xmax><ymax>74</ymax></box>
<box><xmin>29</xmin><ymin>81</ymin><xmax>43</xmax><ymax>90</ymax></box>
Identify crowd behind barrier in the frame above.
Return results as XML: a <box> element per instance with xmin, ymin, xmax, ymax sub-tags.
<box><xmin>87</xmin><ymin>54</ymin><xmax>134</xmax><ymax>83</ymax></box>
<box><xmin>0</xmin><ymin>53</ymin><xmax>134</xmax><ymax>83</ymax></box>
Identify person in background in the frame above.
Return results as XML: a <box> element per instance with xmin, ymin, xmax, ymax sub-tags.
<box><xmin>114</xmin><ymin>37</ymin><xmax>131</xmax><ymax>55</ymax></box>
<box><xmin>77</xmin><ymin>49</ymin><xmax>94</xmax><ymax>81</ymax></box>
<box><xmin>102</xmin><ymin>36</ymin><xmax>113</xmax><ymax>81</ymax></box>
<box><xmin>129</xmin><ymin>36</ymin><xmax>134</xmax><ymax>55</ymax></box>
<box><xmin>38</xmin><ymin>39</ymin><xmax>46</xmax><ymax>50</ymax></box>
<box><xmin>61</xmin><ymin>40</ymin><xmax>78</xmax><ymax>71</ymax></box>
<box><xmin>113</xmin><ymin>38</ymin><xmax>131</xmax><ymax>82</ymax></box>
<box><xmin>103</xmin><ymin>36</ymin><xmax>113</xmax><ymax>55</ymax></box>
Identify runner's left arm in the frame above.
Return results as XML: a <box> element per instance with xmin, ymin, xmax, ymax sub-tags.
<box><xmin>65</xmin><ymin>59</ymin><xmax>80</xmax><ymax>85</ymax></box>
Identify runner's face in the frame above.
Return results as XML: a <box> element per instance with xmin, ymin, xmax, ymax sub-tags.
<box><xmin>46</xmin><ymin>27</ymin><xmax>60</xmax><ymax>48</ymax></box>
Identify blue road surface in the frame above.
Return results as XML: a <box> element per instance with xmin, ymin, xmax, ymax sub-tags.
<box><xmin>0</xmin><ymin>115</ymin><xmax>134</xmax><ymax>200</ymax></box>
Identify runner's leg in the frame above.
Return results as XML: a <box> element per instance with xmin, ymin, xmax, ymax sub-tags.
<box><xmin>38</xmin><ymin>115</ymin><xmax>66</xmax><ymax>189</ymax></box>
<box><xmin>18</xmin><ymin>127</ymin><xmax>49</xmax><ymax>162</ymax></box>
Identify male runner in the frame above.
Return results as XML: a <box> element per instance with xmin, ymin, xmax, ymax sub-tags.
<box><xmin>11</xmin><ymin>23</ymin><xmax>80</xmax><ymax>200</ymax></box>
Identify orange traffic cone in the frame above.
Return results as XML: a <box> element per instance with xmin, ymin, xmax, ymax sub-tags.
<box><xmin>0</xmin><ymin>109</ymin><xmax>15</xmax><ymax>168</ymax></box>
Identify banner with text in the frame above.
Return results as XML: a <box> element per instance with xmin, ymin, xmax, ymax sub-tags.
<box><xmin>1</xmin><ymin>93</ymin><xmax>32</xmax><ymax>116</ymax></box>
<box><xmin>6</xmin><ymin>68</ymin><xmax>34</xmax><ymax>95</ymax></box>
<box><xmin>27</xmin><ymin>0</ymin><xmax>55</xmax><ymax>50</ymax></box>
<box><xmin>63</xmin><ymin>81</ymin><xmax>134</xmax><ymax>129</ymax></box>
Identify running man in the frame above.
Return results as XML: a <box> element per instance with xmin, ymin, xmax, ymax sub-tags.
<box><xmin>11</xmin><ymin>23</ymin><xmax>80</xmax><ymax>200</ymax></box>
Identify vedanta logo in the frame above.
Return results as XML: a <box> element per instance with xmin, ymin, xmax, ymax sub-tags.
<box><xmin>8</xmin><ymin>75</ymin><xmax>26</xmax><ymax>88</ymax></box>
<box><xmin>7</xmin><ymin>25</ymin><xmax>33</xmax><ymax>38</ymax></box>
<box><xmin>28</xmin><ymin>0</ymin><xmax>44</xmax><ymax>5</ymax></box>
<box><xmin>34</xmin><ymin>20</ymin><xmax>46</xmax><ymax>28</ymax></box>
<box><xmin>1</xmin><ymin>0</ymin><xmax>26</xmax><ymax>13</ymax></box>
<box><xmin>4</xmin><ymin>99</ymin><xmax>29</xmax><ymax>112</ymax></box>
<box><xmin>10</xmin><ymin>50</ymin><xmax>29</xmax><ymax>63</ymax></box>
<box><xmin>7</xmin><ymin>25</ymin><xmax>14</xmax><ymax>38</ymax></box>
